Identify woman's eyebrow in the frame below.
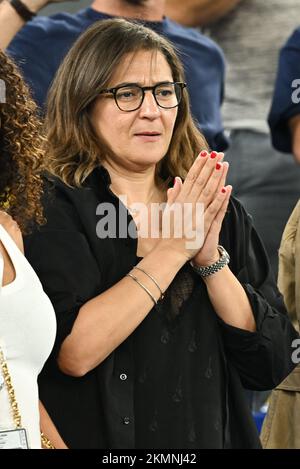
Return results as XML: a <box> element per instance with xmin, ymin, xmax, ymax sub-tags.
<box><xmin>111</xmin><ymin>80</ymin><xmax>173</xmax><ymax>88</ymax></box>
<box><xmin>110</xmin><ymin>81</ymin><xmax>140</xmax><ymax>88</ymax></box>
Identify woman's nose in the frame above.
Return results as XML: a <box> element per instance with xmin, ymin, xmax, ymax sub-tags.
<box><xmin>138</xmin><ymin>90</ymin><xmax>161</xmax><ymax>117</ymax></box>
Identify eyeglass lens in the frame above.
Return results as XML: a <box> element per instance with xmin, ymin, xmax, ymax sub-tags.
<box><xmin>115</xmin><ymin>83</ymin><xmax>182</xmax><ymax>111</ymax></box>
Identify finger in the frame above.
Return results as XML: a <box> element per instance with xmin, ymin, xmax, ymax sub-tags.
<box><xmin>187</xmin><ymin>151</ymin><xmax>224</xmax><ymax>202</ymax></box>
<box><xmin>196</xmin><ymin>160</ymin><xmax>225</xmax><ymax>207</ymax></box>
<box><xmin>205</xmin><ymin>185</ymin><xmax>232</xmax><ymax>240</ymax></box>
<box><xmin>203</xmin><ymin>185</ymin><xmax>231</xmax><ymax>238</ymax></box>
<box><xmin>174</xmin><ymin>176</ymin><xmax>183</xmax><ymax>193</ymax></box>
<box><xmin>167</xmin><ymin>177</ymin><xmax>182</xmax><ymax>206</ymax></box>
<box><xmin>189</xmin><ymin>156</ymin><xmax>226</xmax><ymax>210</ymax></box>
<box><xmin>213</xmin><ymin>185</ymin><xmax>232</xmax><ymax>227</ymax></box>
<box><xmin>215</xmin><ymin>162</ymin><xmax>229</xmax><ymax>195</ymax></box>
<box><xmin>178</xmin><ymin>150</ymin><xmax>210</xmax><ymax>200</ymax></box>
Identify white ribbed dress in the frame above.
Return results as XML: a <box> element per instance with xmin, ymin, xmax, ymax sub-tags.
<box><xmin>0</xmin><ymin>224</ymin><xmax>56</xmax><ymax>448</ymax></box>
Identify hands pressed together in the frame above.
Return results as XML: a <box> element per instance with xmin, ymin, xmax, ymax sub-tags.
<box><xmin>162</xmin><ymin>150</ymin><xmax>231</xmax><ymax>267</ymax></box>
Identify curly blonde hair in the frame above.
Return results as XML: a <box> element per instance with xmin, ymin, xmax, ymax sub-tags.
<box><xmin>0</xmin><ymin>51</ymin><xmax>45</xmax><ymax>233</ymax></box>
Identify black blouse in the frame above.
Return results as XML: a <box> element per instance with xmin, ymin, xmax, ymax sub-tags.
<box><xmin>25</xmin><ymin>166</ymin><xmax>298</xmax><ymax>449</ymax></box>
<box><xmin>132</xmin><ymin>255</ymin><xmax>227</xmax><ymax>449</ymax></box>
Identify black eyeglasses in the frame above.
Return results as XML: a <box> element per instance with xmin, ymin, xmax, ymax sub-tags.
<box><xmin>99</xmin><ymin>81</ymin><xmax>186</xmax><ymax>112</ymax></box>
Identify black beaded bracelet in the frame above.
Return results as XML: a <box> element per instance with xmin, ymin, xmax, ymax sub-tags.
<box><xmin>10</xmin><ymin>0</ymin><xmax>36</xmax><ymax>22</ymax></box>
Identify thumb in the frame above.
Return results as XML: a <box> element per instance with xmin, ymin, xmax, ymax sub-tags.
<box><xmin>167</xmin><ymin>177</ymin><xmax>182</xmax><ymax>205</ymax></box>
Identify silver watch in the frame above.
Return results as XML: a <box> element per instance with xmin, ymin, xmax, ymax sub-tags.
<box><xmin>190</xmin><ymin>245</ymin><xmax>230</xmax><ymax>278</ymax></box>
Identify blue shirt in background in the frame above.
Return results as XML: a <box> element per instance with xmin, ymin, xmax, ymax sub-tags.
<box><xmin>7</xmin><ymin>8</ymin><xmax>228</xmax><ymax>151</ymax></box>
<box><xmin>268</xmin><ymin>27</ymin><xmax>300</xmax><ymax>153</ymax></box>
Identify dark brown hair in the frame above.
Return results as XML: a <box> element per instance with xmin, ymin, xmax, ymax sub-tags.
<box><xmin>45</xmin><ymin>18</ymin><xmax>208</xmax><ymax>187</ymax></box>
<box><xmin>0</xmin><ymin>51</ymin><xmax>45</xmax><ymax>233</ymax></box>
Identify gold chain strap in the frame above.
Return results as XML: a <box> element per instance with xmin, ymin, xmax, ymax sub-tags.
<box><xmin>0</xmin><ymin>348</ymin><xmax>55</xmax><ymax>449</ymax></box>
<box><xmin>0</xmin><ymin>348</ymin><xmax>22</xmax><ymax>429</ymax></box>
<box><xmin>41</xmin><ymin>431</ymin><xmax>55</xmax><ymax>449</ymax></box>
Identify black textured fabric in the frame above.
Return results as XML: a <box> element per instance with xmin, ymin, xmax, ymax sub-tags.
<box><xmin>25</xmin><ymin>166</ymin><xmax>299</xmax><ymax>449</ymax></box>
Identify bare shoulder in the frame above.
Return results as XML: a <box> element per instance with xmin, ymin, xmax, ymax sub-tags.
<box><xmin>0</xmin><ymin>211</ymin><xmax>24</xmax><ymax>254</ymax></box>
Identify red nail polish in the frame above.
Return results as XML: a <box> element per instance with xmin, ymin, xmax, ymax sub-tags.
<box><xmin>200</xmin><ymin>150</ymin><xmax>207</xmax><ymax>157</ymax></box>
<box><xmin>221</xmin><ymin>187</ymin><xmax>226</xmax><ymax>194</ymax></box>
<box><xmin>216</xmin><ymin>163</ymin><xmax>222</xmax><ymax>170</ymax></box>
<box><xmin>210</xmin><ymin>151</ymin><xmax>217</xmax><ymax>159</ymax></box>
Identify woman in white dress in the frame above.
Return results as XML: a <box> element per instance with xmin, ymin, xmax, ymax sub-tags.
<box><xmin>0</xmin><ymin>50</ymin><xmax>66</xmax><ymax>449</ymax></box>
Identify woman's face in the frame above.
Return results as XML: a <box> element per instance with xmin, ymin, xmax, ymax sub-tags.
<box><xmin>90</xmin><ymin>50</ymin><xmax>178</xmax><ymax>172</ymax></box>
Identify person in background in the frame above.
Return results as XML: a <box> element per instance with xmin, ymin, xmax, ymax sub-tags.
<box><xmin>166</xmin><ymin>0</ymin><xmax>300</xmax><ymax>281</ymax></box>
<box><xmin>260</xmin><ymin>27</ymin><xmax>300</xmax><ymax>448</ymax></box>
<box><xmin>260</xmin><ymin>201</ymin><xmax>300</xmax><ymax>448</ymax></box>
<box><xmin>0</xmin><ymin>50</ymin><xmax>66</xmax><ymax>449</ymax></box>
<box><xmin>24</xmin><ymin>18</ymin><xmax>298</xmax><ymax>449</ymax></box>
<box><xmin>166</xmin><ymin>0</ymin><xmax>241</xmax><ymax>26</ymax></box>
<box><xmin>0</xmin><ymin>0</ymin><xmax>228</xmax><ymax>151</ymax></box>
<box><xmin>268</xmin><ymin>26</ymin><xmax>300</xmax><ymax>164</ymax></box>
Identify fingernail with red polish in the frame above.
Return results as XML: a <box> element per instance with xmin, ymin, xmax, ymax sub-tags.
<box><xmin>216</xmin><ymin>163</ymin><xmax>222</xmax><ymax>170</ymax></box>
<box><xmin>210</xmin><ymin>151</ymin><xmax>217</xmax><ymax>159</ymax></box>
<box><xmin>221</xmin><ymin>187</ymin><xmax>226</xmax><ymax>194</ymax></box>
<box><xmin>200</xmin><ymin>150</ymin><xmax>208</xmax><ymax>157</ymax></box>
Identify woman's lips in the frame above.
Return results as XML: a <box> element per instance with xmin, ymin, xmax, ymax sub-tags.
<box><xmin>134</xmin><ymin>132</ymin><xmax>161</xmax><ymax>142</ymax></box>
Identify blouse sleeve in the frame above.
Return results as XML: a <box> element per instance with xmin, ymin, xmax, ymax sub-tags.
<box><xmin>218</xmin><ymin>198</ymin><xmax>299</xmax><ymax>391</ymax></box>
<box><xmin>24</xmin><ymin>183</ymin><xmax>102</xmax><ymax>359</ymax></box>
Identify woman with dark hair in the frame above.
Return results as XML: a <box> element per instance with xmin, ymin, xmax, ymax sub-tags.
<box><xmin>0</xmin><ymin>51</ymin><xmax>66</xmax><ymax>449</ymax></box>
<box><xmin>25</xmin><ymin>19</ymin><xmax>298</xmax><ymax>449</ymax></box>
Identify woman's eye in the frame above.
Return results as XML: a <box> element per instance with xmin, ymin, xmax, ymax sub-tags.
<box><xmin>156</xmin><ymin>88</ymin><xmax>174</xmax><ymax>97</ymax></box>
<box><xmin>117</xmin><ymin>89</ymin><xmax>138</xmax><ymax>100</ymax></box>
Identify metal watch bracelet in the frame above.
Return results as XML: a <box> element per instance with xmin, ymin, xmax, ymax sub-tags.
<box><xmin>190</xmin><ymin>245</ymin><xmax>230</xmax><ymax>278</ymax></box>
